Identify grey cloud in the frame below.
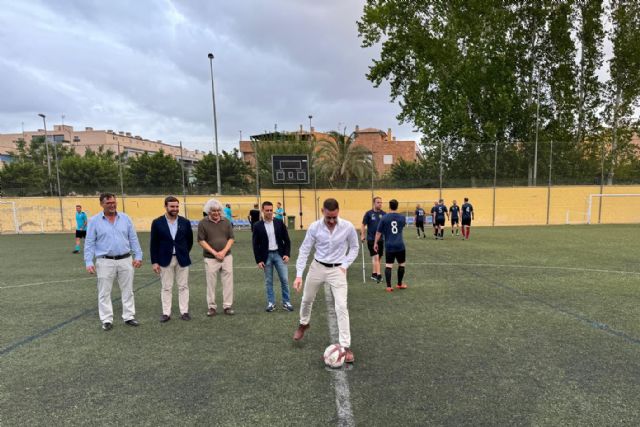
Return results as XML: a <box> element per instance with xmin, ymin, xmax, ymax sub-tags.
<box><xmin>0</xmin><ymin>0</ymin><xmax>420</xmax><ymax>153</ymax></box>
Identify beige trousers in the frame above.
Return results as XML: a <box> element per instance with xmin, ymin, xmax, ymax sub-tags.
<box><xmin>300</xmin><ymin>260</ymin><xmax>351</xmax><ymax>348</ymax></box>
<box><xmin>160</xmin><ymin>256</ymin><xmax>190</xmax><ymax>316</ymax></box>
<box><xmin>204</xmin><ymin>255</ymin><xmax>234</xmax><ymax>310</ymax></box>
<box><xmin>96</xmin><ymin>257</ymin><xmax>135</xmax><ymax>323</ymax></box>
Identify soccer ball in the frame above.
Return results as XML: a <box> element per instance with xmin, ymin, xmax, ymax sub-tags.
<box><xmin>323</xmin><ymin>344</ymin><xmax>346</xmax><ymax>368</ymax></box>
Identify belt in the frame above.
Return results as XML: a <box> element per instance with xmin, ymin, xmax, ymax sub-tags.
<box><xmin>315</xmin><ymin>259</ymin><xmax>341</xmax><ymax>268</ymax></box>
<box><xmin>100</xmin><ymin>253</ymin><xmax>131</xmax><ymax>260</ymax></box>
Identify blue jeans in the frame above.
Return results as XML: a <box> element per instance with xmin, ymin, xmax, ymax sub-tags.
<box><xmin>264</xmin><ymin>251</ymin><xmax>290</xmax><ymax>304</ymax></box>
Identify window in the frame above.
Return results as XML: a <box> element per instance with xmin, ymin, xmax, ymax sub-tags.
<box><xmin>383</xmin><ymin>155</ymin><xmax>393</xmax><ymax>165</ymax></box>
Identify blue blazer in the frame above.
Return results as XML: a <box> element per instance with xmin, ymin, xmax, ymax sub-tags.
<box><xmin>150</xmin><ymin>215</ymin><xmax>193</xmax><ymax>267</ymax></box>
<box><xmin>252</xmin><ymin>218</ymin><xmax>291</xmax><ymax>264</ymax></box>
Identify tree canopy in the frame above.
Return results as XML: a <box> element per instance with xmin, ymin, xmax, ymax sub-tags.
<box><xmin>358</xmin><ymin>0</ymin><xmax>640</xmax><ymax>185</ymax></box>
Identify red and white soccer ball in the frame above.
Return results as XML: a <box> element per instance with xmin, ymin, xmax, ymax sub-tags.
<box><xmin>323</xmin><ymin>344</ymin><xmax>346</xmax><ymax>368</ymax></box>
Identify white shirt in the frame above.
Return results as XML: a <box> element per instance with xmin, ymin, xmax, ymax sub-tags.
<box><xmin>295</xmin><ymin>217</ymin><xmax>359</xmax><ymax>277</ymax></box>
<box><xmin>264</xmin><ymin>220</ymin><xmax>278</xmax><ymax>251</ymax></box>
<box><xmin>166</xmin><ymin>215</ymin><xmax>178</xmax><ymax>254</ymax></box>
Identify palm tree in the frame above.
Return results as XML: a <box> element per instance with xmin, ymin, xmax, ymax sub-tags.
<box><xmin>315</xmin><ymin>131</ymin><xmax>374</xmax><ymax>188</ymax></box>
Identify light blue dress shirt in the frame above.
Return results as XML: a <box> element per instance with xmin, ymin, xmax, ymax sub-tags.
<box><xmin>84</xmin><ymin>212</ymin><xmax>143</xmax><ymax>267</ymax></box>
<box><xmin>166</xmin><ymin>216</ymin><xmax>178</xmax><ymax>254</ymax></box>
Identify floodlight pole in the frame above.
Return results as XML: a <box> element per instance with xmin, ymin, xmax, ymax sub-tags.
<box><xmin>117</xmin><ymin>138</ymin><xmax>126</xmax><ymax>212</ymax></box>
<box><xmin>598</xmin><ymin>138</ymin><xmax>606</xmax><ymax>224</ymax></box>
<box><xmin>533</xmin><ymin>73</ymin><xmax>541</xmax><ymax>186</ymax></box>
<box><xmin>208</xmin><ymin>52</ymin><xmax>222</xmax><ymax>195</ymax></box>
<box><xmin>492</xmin><ymin>140</ymin><xmax>498</xmax><ymax>226</ymax></box>
<box><xmin>38</xmin><ymin>113</ymin><xmax>53</xmax><ymax>196</ymax></box>
<box><xmin>179</xmin><ymin>141</ymin><xmax>187</xmax><ymax>207</ymax></box>
<box><xmin>546</xmin><ymin>140</ymin><xmax>553</xmax><ymax>224</ymax></box>
<box><xmin>309</xmin><ymin>115</ymin><xmax>318</xmax><ymax>221</ymax></box>
<box><xmin>439</xmin><ymin>139</ymin><xmax>443</xmax><ymax>199</ymax></box>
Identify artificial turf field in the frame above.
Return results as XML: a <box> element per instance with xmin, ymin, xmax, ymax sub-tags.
<box><xmin>1</xmin><ymin>224</ymin><xmax>640</xmax><ymax>426</ymax></box>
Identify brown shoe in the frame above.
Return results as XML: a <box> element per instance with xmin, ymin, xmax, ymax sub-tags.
<box><xmin>223</xmin><ymin>307</ymin><xmax>235</xmax><ymax>315</ymax></box>
<box><xmin>207</xmin><ymin>307</ymin><xmax>217</xmax><ymax>317</ymax></box>
<box><xmin>344</xmin><ymin>348</ymin><xmax>354</xmax><ymax>363</ymax></box>
<box><xmin>293</xmin><ymin>323</ymin><xmax>310</xmax><ymax>341</ymax></box>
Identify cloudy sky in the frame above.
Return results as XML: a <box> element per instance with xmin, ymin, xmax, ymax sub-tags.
<box><xmin>0</xmin><ymin>0</ymin><xmax>420</xmax><ymax>153</ymax></box>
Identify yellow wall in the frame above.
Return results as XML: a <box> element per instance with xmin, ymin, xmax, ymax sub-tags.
<box><xmin>2</xmin><ymin>185</ymin><xmax>640</xmax><ymax>233</ymax></box>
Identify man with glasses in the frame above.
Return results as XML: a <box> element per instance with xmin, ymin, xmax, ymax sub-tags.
<box><xmin>198</xmin><ymin>198</ymin><xmax>235</xmax><ymax>316</ymax></box>
<box><xmin>84</xmin><ymin>193</ymin><xmax>143</xmax><ymax>331</ymax></box>
<box><xmin>292</xmin><ymin>198</ymin><xmax>359</xmax><ymax>364</ymax></box>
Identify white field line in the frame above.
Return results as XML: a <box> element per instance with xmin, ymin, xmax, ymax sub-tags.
<box><xmin>5</xmin><ymin>261</ymin><xmax>636</xmax><ymax>290</ymax></box>
<box><xmin>405</xmin><ymin>261</ymin><xmax>640</xmax><ymax>276</ymax></box>
<box><xmin>323</xmin><ymin>283</ymin><xmax>355</xmax><ymax>427</ymax></box>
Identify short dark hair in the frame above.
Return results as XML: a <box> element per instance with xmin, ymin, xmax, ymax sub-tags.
<box><xmin>323</xmin><ymin>198</ymin><xmax>339</xmax><ymax>211</ymax></box>
<box><xmin>389</xmin><ymin>199</ymin><xmax>399</xmax><ymax>210</ymax></box>
<box><xmin>254</xmin><ymin>203</ymin><xmax>259</xmax><ymax>208</ymax></box>
<box><xmin>99</xmin><ymin>192</ymin><xmax>116</xmax><ymax>203</ymax></box>
<box><xmin>464</xmin><ymin>197</ymin><xmax>469</xmax><ymax>202</ymax></box>
<box><xmin>164</xmin><ymin>196</ymin><xmax>179</xmax><ymax>206</ymax></box>
<box><xmin>262</xmin><ymin>201</ymin><xmax>273</xmax><ymax>209</ymax></box>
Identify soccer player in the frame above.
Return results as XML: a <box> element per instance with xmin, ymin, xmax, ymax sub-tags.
<box><xmin>361</xmin><ymin>196</ymin><xmax>385</xmax><ymax>283</ymax></box>
<box><xmin>223</xmin><ymin>203</ymin><xmax>234</xmax><ymax>224</ymax></box>
<box><xmin>374</xmin><ymin>199</ymin><xmax>407</xmax><ymax>292</ymax></box>
<box><xmin>73</xmin><ymin>204</ymin><xmax>88</xmax><ymax>253</ymax></box>
<box><xmin>449</xmin><ymin>200</ymin><xmax>461</xmax><ymax>236</ymax></box>
<box><xmin>432</xmin><ymin>199</ymin><xmax>449</xmax><ymax>240</ymax></box>
<box><xmin>275</xmin><ymin>202</ymin><xmax>285</xmax><ymax>221</ymax></box>
<box><xmin>430</xmin><ymin>201</ymin><xmax>438</xmax><ymax>237</ymax></box>
<box><xmin>414</xmin><ymin>204</ymin><xmax>426</xmax><ymax>238</ymax></box>
<box><xmin>461</xmin><ymin>197</ymin><xmax>474</xmax><ymax>240</ymax></box>
<box><xmin>248</xmin><ymin>203</ymin><xmax>261</xmax><ymax>232</ymax></box>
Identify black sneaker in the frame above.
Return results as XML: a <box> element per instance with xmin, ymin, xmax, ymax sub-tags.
<box><xmin>266</xmin><ymin>302</ymin><xmax>276</xmax><ymax>312</ymax></box>
<box><xmin>102</xmin><ymin>322</ymin><xmax>113</xmax><ymax>331</ymax></box>
<box><xmin>376</xmin><ymin>274</ymin><xmax>382</xmax><ymax>283</ymax></box>
<box><xmin>180</xmin><ymin>313</ymin><xmax>191</xmax><ymax>321</ymax></box>
<box><xmin>370</xmin><ymin>274</ymin><xmax>378</xmax><ymax>281</ymax></box>
<box><xmin>159</xmin><ymin>314</ymin><xmax>170</xmax><ymax>323</ymax></box>
<box><xmin>125</xmin><ymin>319</ymin><xmax>140</xmax><ymax>327</ymax></box>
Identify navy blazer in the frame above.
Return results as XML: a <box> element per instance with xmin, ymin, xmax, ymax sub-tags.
<box><xmin>252</xmin><ymin>218</ymin><xmax>291</xmax><ymax>264</ymax></box>
<box><xmin>150</xmin><ymin>215</ymin><xmax>193</xmax><ymax>267</ymax></box>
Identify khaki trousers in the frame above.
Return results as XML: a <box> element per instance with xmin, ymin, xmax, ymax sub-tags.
<box><xmin>160</xmin><ymin>256</ymin><xmax>190</xmax><ymax>316</ymax></box>
<box><xmin>204</xmin><ymin>255</ymin><xmax>234</xmax><ymax>310</ymax></box>
<box><xmin>96</xmin><ymin>257</ymin><xmax>135</xmax><ymax>323</ymax></box>
<box><xmin>300</xmin><ymin>261</ymin><xmax>351</xmax><ymax>348</ymax></box>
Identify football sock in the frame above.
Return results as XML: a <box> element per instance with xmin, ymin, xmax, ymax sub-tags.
<box><xmin>385</xmin><ymin>267</ymin><xmax>392</xmax><ymax>287</ymax></box>
<box><xmin>397</xmin><ymin>266</ymin><xmax>405</xmax><ymax>285</ymax></box>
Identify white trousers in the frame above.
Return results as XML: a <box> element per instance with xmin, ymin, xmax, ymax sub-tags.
<box><xmin>160</xmin><ymin>256</ymin><xmax>190</xmax><ymax>316</ymax></box>
<box><xmin>204</xmin><ymin>255</ymin><xmax>234</xmax><ymax>310</ymax></box>
<box><xmin>96</xmin><ymin>257</ymin><xmax>135</xmax><ymax>323</ymax></box>
<box><xmin>299</xmin><ymin>261</ymin><xmax>351</xmax><ymax>348</ymax></box>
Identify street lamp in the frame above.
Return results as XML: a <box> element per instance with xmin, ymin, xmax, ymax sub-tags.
<box><xmin>309</xmin><ymin>115</ymin><xmax>318</xmax><ymax>221</ymax></box>
<box><xmin>38</xmin><ymin>113</ymin><xmax>64</xmax><ymax>229</ymax></box>
<box><xmin>38</xmin><ymin>113</ymin><xmax>53</xmax><ymax>196</ymax></box>
<box><xmin>208</xmin><ymin>52</ymin><xmax>222</xmax><ymax>195</ymax></box>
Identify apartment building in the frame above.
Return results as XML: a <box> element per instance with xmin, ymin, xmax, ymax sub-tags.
<box><xmin>0</xmin><ymin>125</ymin><xmax>205</xmax><ymax>168</ymax></box>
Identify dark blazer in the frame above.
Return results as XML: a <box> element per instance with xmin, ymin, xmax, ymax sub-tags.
<box><xmin>150</xmin><ymin>215</ymin><xmax>194</xmax><ymax>267</ymax></box>
<box><xmin>252</xmin><ymin>218</ymin><xmax>291</xmax><ymax>264</ymax></box>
